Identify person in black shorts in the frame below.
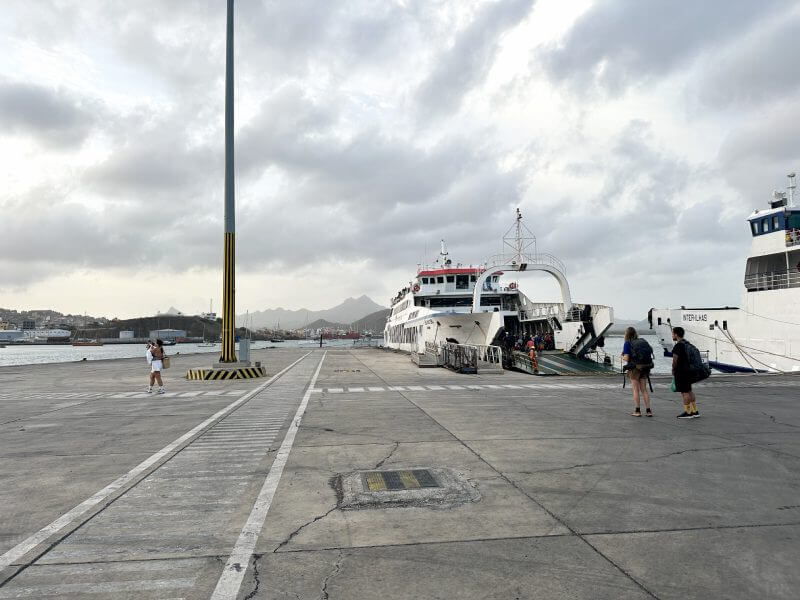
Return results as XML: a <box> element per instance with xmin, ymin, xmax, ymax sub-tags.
<box><xmin>672</xmin><ymin>327</ymin><xmax>699</xmax><ymax>419</ymax></box>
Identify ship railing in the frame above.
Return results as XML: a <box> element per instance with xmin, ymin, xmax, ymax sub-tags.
<box><xmin>441</xmin><ymin>342</ymin><xmax>478</xmax><ymax>373</ymax></box>
<box><xmin>352</xmin><ymin>337</ymin><xmax>384</xmax><ymax>348</ymax></box>
<box><xmin>786</xmin><ymin>228</ymin><xmax>800</xmax><ymax>248</ymax></box>
<box><xmin>519</xmin><ymin>303</ymin><xmax>565</xmax><ymax>322</ymax></box>
<box><xmin>587</xmin><ymin>348</ymin><xmax>618</xmax><ymax>370</ymax></box>
<box><xmin>484</xmin><ymin>252</ymin><xmax>567</xmax><ymax>274</ymax></box>
<box><xmin>744</xmin><ymin>270</ymin><xmax>800</xmax><ymax>291</ymax></box>
<box><xmin>564</xmin><ymin>303</ymin><xmax>611</xmax><ymax>322</ymax></box>
<box><xmin>440</xmin><ymin>342</ymin><xmax>503</xmax><ymax>374</ymax></box>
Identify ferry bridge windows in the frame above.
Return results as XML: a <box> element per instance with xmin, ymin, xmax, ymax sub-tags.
<box><xmin>446</xmin><ymin>276</ymin><xmax>454</xmax><ymax>283</ymax></box>
<box><xmin>751</xmin><ymin>221</ymin><xmax>759</xmax><ymax>236</ymax></box>
<box><xmin>773</xmin><ymin>216</ymin><xmax>781</xmax><ymax>230</ymax></box>
<box><xmin>762</xmin><ymin>218</ymin><xmax>769</xmax><ymax>232</ymax></box>
<box><xmin>437</xmin><ymin>276</ymin><xmax>444</xmax><ymax>284</ymax></box>
<box><xmin>428</xmin><ymin>297</ymin><xmax>473</xmax><ymax>308</ymax></box>
<box><xmin>421</xmin><ymin>278</ymin><xmax>429</xmax><ymax>284</ymax></box>
<box><xmin>456</xmin><ymin>275</ymin><xmax>469</xmax><ymax>289</ymax></box>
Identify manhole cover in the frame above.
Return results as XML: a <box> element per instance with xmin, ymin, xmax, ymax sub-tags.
<box><xmin>363</xmin><ymin>469</ymin><xmax>439</xmax><ymax>492</ymax></box>
<box><xmin>338</xmin><ymin>467</ymin><xmax>480</xmax><ymax>510</ymax></box>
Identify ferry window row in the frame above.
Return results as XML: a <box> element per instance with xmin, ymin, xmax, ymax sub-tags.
<box><xmin>386</xmin><ymin>324</ymin><xmax>418</xmax><ymax>345</ymax></box>
<box><xmin>751</xmin><ymin>215</ymin><xmax>784</xmax><ymax>236</ymax></box>
<box><xmin>420</xmin><ymin>275</ymin><xmax>478</xmax><ymax>285</ymax></box>
<box><xmin>391</xmin><ymin>300</ymin><xmax>410</xmax><ymax>315</ymax></box>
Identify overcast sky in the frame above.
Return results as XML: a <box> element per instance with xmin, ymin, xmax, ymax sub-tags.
<box><xmin>2</xmin><ymin>0</ymin><xmax>799</xmax><ymax>320</ymax></box>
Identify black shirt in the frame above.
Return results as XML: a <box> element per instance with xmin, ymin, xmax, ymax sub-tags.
<box><xmin>672</xmin><ymin>340</ymin><xmax>689</xmax><ymax>374</ymax></box>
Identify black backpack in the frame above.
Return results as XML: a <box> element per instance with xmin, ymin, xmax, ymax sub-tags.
<box><xmin>629</xmin><ymin>338</ymin><xmax>654</xmax><ymax>369</ymax></box>
<box><xmin>683</xmin><ymin>340</ymin><xmax>711</xmax><ymax>383</ymax></box>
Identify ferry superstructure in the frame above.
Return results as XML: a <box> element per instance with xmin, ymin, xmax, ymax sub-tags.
<box><xmin>384</xmin><ymin>211</ymin><xmax>614</xmax><ymax>362</ymax></box>
<box><xmin>651</xmin><ymin>174</ymin><xmax>800</xmax><ymax>372</ymax></box>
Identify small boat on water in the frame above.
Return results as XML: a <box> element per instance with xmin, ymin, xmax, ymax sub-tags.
<box><xmin>269</xmin><ymin>339</ymin><xmax>285</xmax><ymax>343</ymax></box>
<box><xmin>72</xmin><ymin>340</ymin><xmax>104</xmax><ymax>347</ymax></box>
<box><xmin>651</xmin><ymin>173</ymin><xmax>800</xmax><ymax>373</ymax></box>
<box><xmin>198</xmin><ymin>325</ymin><xmax>216</xmax><ymax>346</ymax></box>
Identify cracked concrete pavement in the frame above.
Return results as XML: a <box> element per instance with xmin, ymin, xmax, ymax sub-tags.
<box><xmin>1</xmin><ymin>348</ymin><xmax>799</xmax><ymax>598</ymax></box>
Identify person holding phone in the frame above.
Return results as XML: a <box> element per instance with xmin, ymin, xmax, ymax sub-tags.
<box><xmin>146</xmin><ymin>339</ymin><xmax>166</xmax><ymax>394</ymax></box>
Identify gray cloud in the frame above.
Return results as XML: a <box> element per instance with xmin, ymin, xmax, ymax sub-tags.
<box><xmin>718</xmin><ymin>100</ymin><xmax>800</xmax><ymax>204</ymax></box>
<box><xmin>0</xmin><ymin>80</ymin><xmax>99</xmax><ymax>147</ymax></box>
<box><xmin>0</xmin><ymin>0</ymin><xmax>793</xmax><ymax>319</ymax></box>
<box><xmin>542</xmin><ymin>0</ymin><xmax>782</xmax><ymax>94</ymax></box>
<box><xmin>0</xmin><ymin>187</ymin><xmax>157</xmax><ymax>269</ymax></box>
<box><xmin>694</xmin><ymin>11</ymin><xmax>800</xmax><ymax>109</ymax></box>
<box><xmin>416</xmin><ymin>0</ymin><xmax>534</xmax><ymax>117</ymax></box>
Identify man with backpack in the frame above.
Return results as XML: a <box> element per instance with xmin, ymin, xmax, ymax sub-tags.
<box><xmin>622</xmin><ymin>327</ymin><xmax>654</xmax><ymax>417</ymax></box>
<box><xmin>671</xmin><ymin>327</ymin><xmax>709</xmax><ymax>419</ymax></box>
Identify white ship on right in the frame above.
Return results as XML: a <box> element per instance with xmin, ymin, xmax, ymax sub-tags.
<box><xmin>651</xmin><ymin>173</ymin><xmax>800</xmax><ymax>373</ymax></box>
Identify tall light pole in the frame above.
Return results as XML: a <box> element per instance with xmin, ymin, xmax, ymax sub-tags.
<box><xmin>220</xmin><ymin>0</ymin><xmax>237</xmax><ymax>363</ymax></box>
<box><xmin>187</xmin><ymin>0</ymin><xmax>264</xmax><ymax>381</ymax></box>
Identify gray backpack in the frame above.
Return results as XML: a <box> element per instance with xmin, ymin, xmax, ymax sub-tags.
<box><xmin>630</xmin><ymin>338</ymin><xmax>654</xmax><ymax>369</ymax></box>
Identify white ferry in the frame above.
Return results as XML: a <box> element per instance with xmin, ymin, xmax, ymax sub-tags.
<box><xmin>384</xmin><ymin>211</ymin><xmax>614</xmax><ymax>363</ymax></box>
<box><xmin>651</xmin><ymin>173</ymin><xmax>800</xmax><ymax>373</ymax></box>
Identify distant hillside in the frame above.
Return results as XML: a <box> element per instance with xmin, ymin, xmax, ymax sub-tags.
<box><xmin>606</xmin><ymin>318</ymin><xmax>650</xmax><ymax>336</ymax></box>
<box><xmin>80</xmin><ymin>315</ymin><xmax>223</xmax><ymax>339</ymax></box>
<box><xmin>351</xmin><ymin>308</ymin><xmax>390</xmax><ymax>334</ymax></box>
<box><xmin>305</xmin><ymin>318</ymin><xmax>348</xmax><ymax>330</ymax></box>
<box><xmin>241</xmin><ymin>295</ymin><xmax>385</xmax><ymax>329</ymax></box>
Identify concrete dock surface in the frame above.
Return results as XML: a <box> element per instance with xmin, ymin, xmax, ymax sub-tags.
<box><xmin>0</xmin><ymin>348</ymin><xmax>798</xmax><ymax>599</ymax></box>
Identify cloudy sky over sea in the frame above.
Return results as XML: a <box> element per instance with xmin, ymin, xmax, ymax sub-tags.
<box><xmin>2</xmin><ymin>0</ymin><xmax>798</xmax><ymax>319</ymax></box>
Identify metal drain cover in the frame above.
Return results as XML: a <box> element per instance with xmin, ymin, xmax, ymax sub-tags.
<box><xmin>338</xmin><ymin>467</ymin><xmax>480</xmax><ymax>510</ymax></box>
<box><xmin>363</xmin><ymin>469</ymin><xmax>439</xmax><ymax>492</ymax></box>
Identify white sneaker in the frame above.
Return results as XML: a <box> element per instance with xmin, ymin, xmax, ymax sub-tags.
<box><xmin>146</xmin><ymin>386</ymin><xmax>152</xmax><ymax>393</ymax></box>
<box><xmin>158</xmin><ymin>388</ymin><xmax>166</xmax><ymax>394</ymax></box>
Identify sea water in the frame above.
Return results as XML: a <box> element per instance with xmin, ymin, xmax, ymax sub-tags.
<box><xmin>1</xmin><ymin>335</ymin><xmax>671</xmax><ymax>372</ymax></box>
<box><xmin>0</xmin><ymin>339</ymin><xmax>364</xmax><ymax>367</ymax></box>
<box><xmin>602</xmin><ymin>334</ymin><xmax>671</xmax><ymax>374</ymax></box>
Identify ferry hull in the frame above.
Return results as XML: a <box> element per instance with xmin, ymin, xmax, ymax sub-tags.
<box><xmin>651</xmin><ymin>302</ymin><xmax>800</xmax><ymax>373</ymax></box>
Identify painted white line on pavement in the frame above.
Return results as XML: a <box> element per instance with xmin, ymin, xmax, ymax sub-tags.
<box><xmin>0</xmin><ymin>352</ymin><xmax>312</xmax><ymax>574</ymax></box>
<box><xmin>210</xmin><ymin>351</ymin><xmax>327</xmax><ymax>600</ymax></box>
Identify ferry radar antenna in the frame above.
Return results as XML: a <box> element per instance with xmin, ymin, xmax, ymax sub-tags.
<box><xmin>788</xmin><ymin>172</ymin><xmax>796</xmax><ymax>208</ymax></box>
<box><xmin>439</xmin><ymin>239</ymin><xmax>450</xmax><ymax>265</ymax></box>
<box><xmin>502</xmin><ymin>207</ymin><xmax>537</xmax><ymax>264</ymax></box>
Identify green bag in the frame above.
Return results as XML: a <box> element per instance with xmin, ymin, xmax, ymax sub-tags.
<box><xmin>670</xmin><ymin>377</ymin><xmax>677</xmax><ymax>392</ymax></box>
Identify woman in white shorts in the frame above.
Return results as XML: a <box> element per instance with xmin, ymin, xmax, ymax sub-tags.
<box><xmin>147</xmin><ymin>339</ymin><xmax>166</xmax><ymax>394</ymax></box>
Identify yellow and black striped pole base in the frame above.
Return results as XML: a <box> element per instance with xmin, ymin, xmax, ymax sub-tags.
<box><xmin>186</xmin><ymin>365</ymin><xmax>266</xmax><ymax>380</ymax></box>
<box><xmin>219</xmin><ymin>231</ymin><xmax>237</xmax><ymax>363</ymax></box>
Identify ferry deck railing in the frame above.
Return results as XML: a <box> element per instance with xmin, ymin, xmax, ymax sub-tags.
<box><xmin>519</xmin><ymin>302</ymin><xmax>565</xmax><ymax>322</ymax></box>
<box><xmin>441</xmin><ymin>342</ymin><xmax>478</xmax><ymax>373</ymax></box>
<box><xmin>441</xmin><ymin>342</ymin><xmax>503</xmax><ymax>374</ymax></box>
<box><xmin>352</xmin><ymin>337</ymin><xmax>384</xmax><ymax>348</ymax></box>
<box><xmin>744</xmin><ymin>270</ymin><xmax>800</xmax><ymax>292</ymax></box>
<box><xmin>485</xmin><ymin>252</ymin><xmax>567</xmax><ymax>274</ymax></box>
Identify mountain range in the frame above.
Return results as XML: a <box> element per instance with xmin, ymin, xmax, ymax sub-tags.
<box><xmin>237</xmin><ymin>295</ymin><xmax>386</xmax><ymax>329</ymax></box>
